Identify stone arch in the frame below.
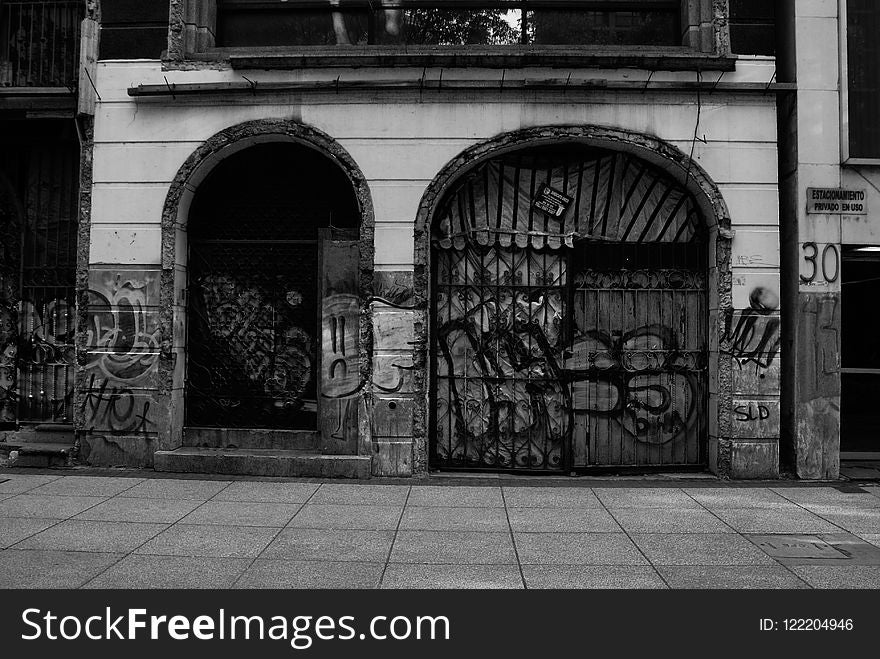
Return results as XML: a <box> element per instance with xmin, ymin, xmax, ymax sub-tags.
<box><xmin>411</xmin><ymin>125</ymin><xmax>733</xmax><ymax>475</ymax></box>
<box><xmin>158</xmin><ymin>119</ymin><xmax>375</xmax><ymax>451</ymax></box>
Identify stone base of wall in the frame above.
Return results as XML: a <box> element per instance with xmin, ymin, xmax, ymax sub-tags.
<box><xmin>78</xmin><ymin>433</ymin><xmax>157</xmax><ymax>468</ymax></box>
<box><xmin>729</xmin><ymin>440</ymin><xmax>780</xmax><ymax>479</ymax></box>
<box><xmin>708</xmin><ymin>436</ymin><xmax>779</xmax><ymax>479</ymax></box>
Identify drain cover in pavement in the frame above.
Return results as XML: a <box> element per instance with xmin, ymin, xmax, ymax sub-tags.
<box><xmin>751</xmin><ymin>535</ymin><xmax>847</xmax><ymax>559</ymax></box>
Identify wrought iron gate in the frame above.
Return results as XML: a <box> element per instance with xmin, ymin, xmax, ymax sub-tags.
<box><xmin>431</xmin><ymin>146</ymin><xmax>708</xmax><ymax>471</ymax></box>
<box><xmin>433</xmin><ymin>245</ymin><xmax>569</xmax><ymax>470</ymax></box>
<box><xmin>0</xmin><ymin>137</ymin><xmax>78</xmax><ymax>425</ymax></box>
<box><xmin>569</xmin><ymin>242</ymin><xmax>707</xmax><ymax>467</ymax></box>
<box><xmin>186</xmin><ymin>240</ymin><xmax>319</xmax><ymax>429</ymax></box>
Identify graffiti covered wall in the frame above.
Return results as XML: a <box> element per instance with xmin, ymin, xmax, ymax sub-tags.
<box><xmin>77</xmin><ymin>268</ymin><xmax>163</xmax><ymax>464</ymax></box>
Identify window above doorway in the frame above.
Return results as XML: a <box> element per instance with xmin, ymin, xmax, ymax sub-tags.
<box><xmin>168</xmin><ymin>0</ymin><xmax>735</xmax><ymax>68</ymax></box>
<box><xmin>217</xmin><ymin>0</ymin><xmax>681</xmax><ymax>48</ymax></box>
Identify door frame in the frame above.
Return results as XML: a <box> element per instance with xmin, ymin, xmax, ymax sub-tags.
<box><xmin>152</xmin><ymin>119</ymin><xmax>375</xmax><ymax>456</ymax></box>
<box><xmin>412</xmin><ymin>126</ymin><xmax>733</xmax><ymax>476</ymax></box>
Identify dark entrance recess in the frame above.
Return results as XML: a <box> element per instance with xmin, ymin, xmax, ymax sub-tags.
<box><xmin>185</xmin><ymin>143</ymin><xmax>360</xmax><ymax>433</ymax></box>
<box><xmin>841</xmin><ymin>246</ymin><xmax>880</xmax><ymax>455</ymax></box>
<box><xmin>431</xmin><ymin>144</ymin><xmax>708</xmax><ymax>472</ymax></box>
<box><xmin>0</xmin><ymin>120</ymin><xmax>79</xmax><ymax>427</ymax></box>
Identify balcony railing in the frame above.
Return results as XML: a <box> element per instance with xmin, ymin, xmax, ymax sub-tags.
<box><xmin>1</xmin><ymin>0</ymin><xmax>83</xmax><ymax>88</ymax></box>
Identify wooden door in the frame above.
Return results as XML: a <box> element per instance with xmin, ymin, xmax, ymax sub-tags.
<box><xmin>569</xmin><ymin>242</ymin><xmax>707</xmax><ymax>467</ymax></box>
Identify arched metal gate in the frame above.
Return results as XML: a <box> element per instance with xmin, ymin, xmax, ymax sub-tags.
<box><xmin>431</xmin><ymin>146</ymin><xmax>708</xmax><ymax>471</ymax></box>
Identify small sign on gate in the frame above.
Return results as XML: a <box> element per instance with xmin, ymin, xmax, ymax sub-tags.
<box><xmin>533</xmin><ymin>185</ymin><xmax>573</xmax><ymax>218</ymax></box>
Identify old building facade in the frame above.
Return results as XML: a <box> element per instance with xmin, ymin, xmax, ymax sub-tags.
<box><xmin>0</xmin><ymin>0</ymin><xmax>87</xmax><ymax>462</ymax></box>
<box><xmin>0</xmin><ymin>0</ymin><xmax>812</xmax><ymax>480</ymax></box>
<box><xmin>778</xmin><ymin>0</ymin><xmax>880</xmax><ymax>479</ymax></box>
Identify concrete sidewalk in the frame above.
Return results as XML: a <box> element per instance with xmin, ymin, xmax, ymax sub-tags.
<box><xmin>1</xmin><ymin>472</ymin><xmax>879</xmax><ymax>589</ymax></box>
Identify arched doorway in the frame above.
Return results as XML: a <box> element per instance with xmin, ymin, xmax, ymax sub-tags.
<box><xmin>184</xmin><ymin>142</ymin><xmax>361</xmax><ymax>446</ymax></box>
<box><xmin>429</xmin><ymin>142</ymin><xmax>711</xmax><ymax>472</ymax></box>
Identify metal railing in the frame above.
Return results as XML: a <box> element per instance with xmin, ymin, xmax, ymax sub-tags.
<box><xmin>1</xmin><ymin>0</ymin><xmax>83</xmax><ymax>88</ymax></box>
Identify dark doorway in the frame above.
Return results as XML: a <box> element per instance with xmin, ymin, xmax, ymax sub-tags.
<box><xmin>841</xmin><ymin>245</ymin><xmax>880</xmax><ymax>455</ymax></box>
<box><xmin>185</xmin><ymin>143</ymin><xmax>360</xmax><ymax>432</ymax></box>
<box><xmin>0</xmin><ymin>120</ymin><xmax>78</xmax><ymax>426</ymax></box>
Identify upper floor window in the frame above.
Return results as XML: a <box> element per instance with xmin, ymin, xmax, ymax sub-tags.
<box><xmin>0</xmin><ymin>0</ymin><xmax>83</xmax><ymax>88</ymax></box>
<box><xmin>727</xmin><ymin>0</ymin><xmax>775</xmax><ymax>56</ymax></box>
<box><xmin>216</xmin><ymin>0</ymin><xmax>682</xmax><ymax>49</ymax></box>
<box><xmin>846</xmin><ymin>0</ymin><xmax>880</xmax><ymax>160</ymax></box>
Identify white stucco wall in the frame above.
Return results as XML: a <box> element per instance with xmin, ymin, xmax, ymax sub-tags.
<box><xmin>90</xmin><ymin>59</ymin><xmax>781</xmax><ymax>310</ymax></box>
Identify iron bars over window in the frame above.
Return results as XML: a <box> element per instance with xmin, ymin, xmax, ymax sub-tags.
<box><xmin>0</xmin><ymin>0</ymin><xmax>83</xmax><ymax>88</ymax></box>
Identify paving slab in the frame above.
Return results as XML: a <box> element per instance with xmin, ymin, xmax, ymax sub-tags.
<box><xmin>262</xmin><ymin>528</ymin><xmax>395</xmax><ymax>562</ymax></box>
<box><xmin>0</xmin><ymin>474</ymin><xmax>63</xmax><ymax>494</ymax></box>
<box><xmin>237</xmin><ymin>560</ymin><xmax>385</xmax><ymax>589</ymax></box>
<box><xmin>14</xmin><ymin>519</ymin><xmax>168</xmax><ymax>553</ymax></box>
<box><xmin>712</xmin><ymin>508</ymin><xmax>843</xmax><ymax>534</ymax></box>
<box><xmin>595</xmin><ymin>488</ymin><xmax>700</xmax><ymax>509</ymax></box>
<box><xmin>382</xmin><ymin>564</ymin><xmax>523</xmax><ymax>589</ymax></box>
<box><xmin>136</xmin><ymin>524</ymin><xmax>279</xmax><ymax>558</ymax></box>
<box><xmin>515</xmin><ymin>532</ymin><xmax>648</xmax><ymax>565</ymax></box>
<box><xmin>75</xmin><ymin>497</ymin><xmax>203</xmax><ymax>524</ymax></box>
<box><xmin>631</xmin><ymin>533</ymin><xmax>777</xmax><ymax>566</ymax></box>
<box><xmin>399</xmin><ymin>507</ymin><xmax>508</xmax><ymax>532</ymax></box>
<box><xmin>501</xmin><ymin>486</ymin><xmax>602</xmax><ymax>508</ymax></box>
<box><xmin>180</xmin><ymin>501</ymin><xmax>302</xmax><ymax>527</ymax></box>
<box><xmin>657</xmin><ymin>566</ymin><xmax>809</xmax><ymax>589</ymax></box>
<box><xmin>0</xmin><ymin>494</ymin><xmax>109</xmax><ymax>518</ymax></box>
<box><xmin>390</xmin><ymin>530</ymin><xmax>516</xmax><ymax>565</ymax></box>
<box><xmin>310</xmin><ymin>484</ymin><xmax>410</xmax><ymax>506</ymax></box>
<box><xmin>684</xmin><ymin>487</ymin><xmax>793</xmax><ymax>509</ymax></box>
<box><xmin>799</xmin><ymin>507</ymin><xmax>880</xmax><ymax>534</ymax></box>
<box><xmin>83</xmin><ymin>555</ymin><xmax>251</xmax><ymax>589</ymax></box>
<box><xmin>0</xmin><ymin>517</ymin><xmax>63</xmax><ymax>549</ymax></box>
<box><xmin>287</xmin><ymin>504</ymin><xmax>402</xmax><ymax>530</ymax></box>
<box><xmin>31</xmin><ymin>476</ymin><xmax>144</xmax><ymax>497</ymax></box>
<box><xmin>507</xmin><ymin>507</ymin><xmax>621</xmax><ymax>533</ymax></box>
<box><xmin>0</xmin><ymin>550</ymin><xmax>125</xmax><ymax>588</ymax></box>
<box><xmin>773</xmin><ymin>487</ymin><xmax>880</xmax><ymax>508</ymax></box>
<box><xmin>121</xmin><ymin>479</ymin><xmax>232</xmax><ymax>500</ymax></box>
<box><xmin>790</xmin><ymin>565</ymin><xmax>880</xmax><ymax>588</ymax></box>
<box><xmin>858</xmin><ymin>533</ymin><xmax>880</xmax><ymax>548</ymax></box>
<box><xmin>407</xmin><ymin>486</ymin><xmax>504</xmax><ymax>508</ymax></box>
<box><xmin>610</xmin><ymin>508</ymin><xmax>734</xmax><ymax>534</ymax></box>
<box><xmin>213</xmin><ymin>481</ymin><xmax>320</xmax><ymax>504</ymax></box>
<box><xmin>522</xmin><ymin>565</ymin><xmax>666</xmax><ymax>589</ymax></box>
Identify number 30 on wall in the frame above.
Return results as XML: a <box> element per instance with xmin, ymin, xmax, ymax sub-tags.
<box><xmin>800</xmin><ymin>242</ymin><xmax>839</xmax><ymax>285</ymax></box>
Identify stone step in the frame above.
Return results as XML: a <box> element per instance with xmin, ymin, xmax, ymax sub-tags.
<box><xmin>0</xmin><ymin>441</ymin><xmax>74</xmax><ymax>468</ymax></box>
<box><xmin>183</xmin><ymin>427</ymin><xmax>322</xmax><ymax>451</ymax></box>
<box><xmin>10</xmin><ymin>424</ymin><xmax>76</xmax><ymax>445</ymax></box>
<box><xmin>153</xmin><ymin>448</ymin><xmax>371</xmax><ymax>479</ymax></box>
